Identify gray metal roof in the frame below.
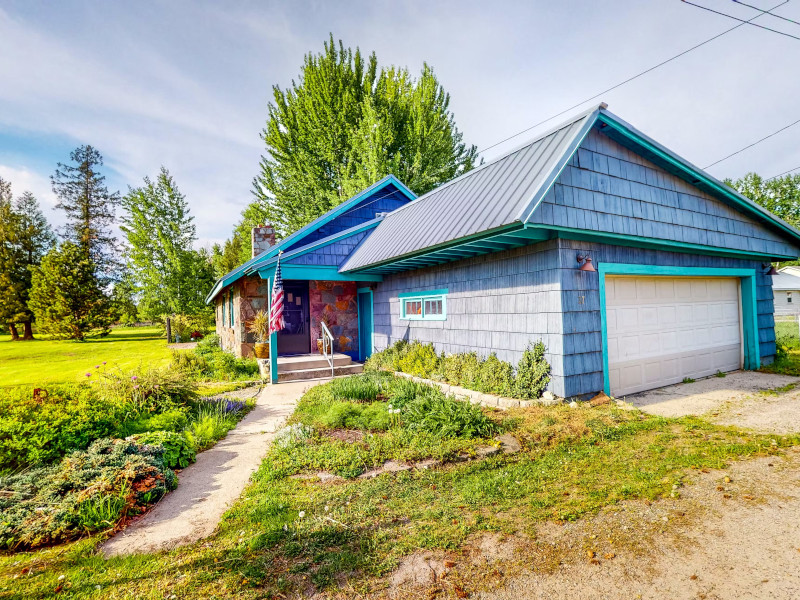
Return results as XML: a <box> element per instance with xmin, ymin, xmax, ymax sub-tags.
<box><xmin>340</xmin><ymin>107</ymin><xmax>597</xmax><ymax>272</ymax></box>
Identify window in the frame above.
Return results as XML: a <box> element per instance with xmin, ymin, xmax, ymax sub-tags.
<box><xmin>229</xmin><ymin>291</ymin><xmax>234</xmax><ymax>327</ymax></box>
<box><xmin>221</xmin><ymin>298</ymin><xmax>225</xmax><ymax>326</ymax></box>
<box><xmin>788</xmin><ymin>293</ymin><xmax>793</xmax><ymax>304</ymax></box>
<box><xmin>400</xmin><ymin>289</ymin><xmax>447</xmax><ymax>321</ymax></box>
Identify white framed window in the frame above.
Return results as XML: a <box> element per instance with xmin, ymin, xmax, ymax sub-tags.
<box><xmin>400</xmin><ymin>289</ymin><xmax>448</xmax><ymax>321</ymax></box>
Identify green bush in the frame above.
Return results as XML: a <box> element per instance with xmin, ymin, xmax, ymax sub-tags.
<box><xmin>0</xmin><ymin>438</ymin><xmax>176</xmax><ymax>549</ymax></box>
<box><xmin>328</xmin><ymin>373</ymin><xmax>384</xmax><ymax>402</ymax></box>
<box><xmin>184</xmin><ymin>399</ymin><xmax>248</xmax><ymax>451</ymax></box>
<box><xmin>364</xmin><ymin>339</ymin><xmax>408</xmax><ymax>372</ymax></box>
<box><xmin>478</xmin><ymin>353</ymin><xmax>515</xmax><ymax>396</ymax></box>
<box><xmin>131</xmin><ymin>431</ymin><xmax>196</xmax><ymax>469</ymax></box>
<box><xmin>319</xmin><ymin>401</ymin><xmax>391</xmax><ymax>431</ymax></box>
<box><xmin>396</xmin><ymin>341</ymin><xmax>440</xmax><ymax>378</ymax></box>
<box><xmin>514</xmin><ymin>341</ymin><xmax>551</xmax><ymax>399</ymax></box>
<box><xmin>121</xmin><ymin>408</ymin><xmax>190</xmax><ymax>436</ymax></box>
<box><xmin>175</xmin><ymin>335</ymin><xmax>259</xmax><ymax>381</ymax></box>
<box><xmin>0</xmin><ymin>384</ymin><xmax>125</xmax><ymax>473</ymax></box>
<box><xmin>99</xmin><ymin>365</ymin><xmax>198</xmax><ymax>413</ymax></box>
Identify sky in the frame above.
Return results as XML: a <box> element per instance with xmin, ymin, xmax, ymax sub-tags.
<box><xmin>1</xmin><ymin>0</ymin><xmax>799</xmax><ymax>250</ymax></box>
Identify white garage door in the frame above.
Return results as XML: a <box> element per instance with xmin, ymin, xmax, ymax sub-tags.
<box><xmin>606</xmin><ymin>276</ymin><xmax>742</xmax><ymax>397</ymax></box>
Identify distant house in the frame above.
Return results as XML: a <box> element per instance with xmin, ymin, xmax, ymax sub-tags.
<box><xmin>207</xmin><ymin>104</ymin><xmax>800</xmax><ymax>398</ymax></box>
<box><xmin>772</xmin><ymin>266</ymin><xmax>800</xmax><ymax>316</ymax></box>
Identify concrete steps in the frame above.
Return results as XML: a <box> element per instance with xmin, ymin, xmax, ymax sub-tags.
<box><xmin>276</xmin><ymin>353</ymin><xmax>364</xmax><ymax>382</ymax></box>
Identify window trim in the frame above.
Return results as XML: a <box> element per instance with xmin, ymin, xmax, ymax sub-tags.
<box><xmin>229</xmin><ymin>290</ymin><xmax>234</xmax><ymax>327</ymax></box>
<box><xmin>399</xmin><ymin>288</ymin><xmax>448</xmax><ymax>321</ymax></box>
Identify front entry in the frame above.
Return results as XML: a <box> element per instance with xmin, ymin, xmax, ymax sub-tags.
<box><xmin>358</xmin><ymin>288</ymin><xmax>374</xmax><ymax>362</ymax></box>
<box><xmin>277</xmin><ymin>281</ymin><xmax>310</xmax><ymax>355</ymax></box>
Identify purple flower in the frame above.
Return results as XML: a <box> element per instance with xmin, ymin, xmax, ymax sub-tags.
<box><xmin>133</xmin><ymin>385</ymin><xmax>139</xmax><ymax>390</ymax></box>
<box><xmin>85</xmin><ymin>373</ymin><xmax>91</xmax><ymax>378</ymax></box>
<box><xmin>95</xmin><ymin>365</ymin><xmax>100</xmax><ymax>369</ymax></box>
<box><xmin>131</xmin><ymin>376</ymin><xmax>138</xmax><ymax>381</ymax></box>
<box><xmin>102</xmin><ymin>361</ymin><xmax>107</xmax><ymax>365</ymax></box>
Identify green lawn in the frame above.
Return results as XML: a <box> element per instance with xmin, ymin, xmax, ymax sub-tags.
<box><xmin>0</xmin><ymin>326</ymin><xmax>171</xmax><ymax>388</ymax></box>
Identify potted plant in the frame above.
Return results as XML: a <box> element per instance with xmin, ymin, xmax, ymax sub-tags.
<box><xmin>248</xmin><ymin>310</ymin><xmax>270</xmax><ymax>359</ymax></box>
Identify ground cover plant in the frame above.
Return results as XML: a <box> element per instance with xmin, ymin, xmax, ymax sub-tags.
<box><xmin>762</xmin><ymin>319</ymin><xmax>800</xmax><ymax>376</ymax></box>
<box><xmin>3</xmin><ymin>375</ymin><xmax>798</xmax><ymax>599</ymax></box>
<box><xmin>366</xmin><ymin>339</ymin><xmax>551</xmax><ymax>399</ymax></box>
<box><xmin>0</xmin><ymin>326</ymin><xmax>171</xmax><ymax>388</ymax></box>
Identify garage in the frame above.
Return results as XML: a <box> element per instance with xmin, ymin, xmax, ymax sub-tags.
<box><xmin>605</xmin><ymin>275</ymin><xmax>742</xmax><ymax>397</ymax></box>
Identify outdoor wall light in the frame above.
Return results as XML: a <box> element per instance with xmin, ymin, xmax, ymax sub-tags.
<box><xmin>577</xmin><ymin>254</ymin><xmax>596</xmax><ymax>272</ymax></box>
<box><xmin>762</xmin><ymin>263</ymin><xmax>779</xmax><ymax>276</ymax></box>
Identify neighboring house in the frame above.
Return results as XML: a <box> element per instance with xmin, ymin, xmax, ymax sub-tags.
<box><xmin>771</xmin><ymin>266</ymin><xmax>800</xmax><ymax>316</ymax></box>
<box><xmin>207</xmin><ymin>104</ymin><xmax>800</xmax><ymax>399</ymax></box>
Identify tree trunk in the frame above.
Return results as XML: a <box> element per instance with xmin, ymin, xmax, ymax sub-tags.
<box><xmin>22</xmin><ymin>321</ymin><xmax>35</xmax><ymax>340</ymax></box>
<box><xmin>8</xmin><ymin>323</ymin><xmax>20</xmax><ymax>341</ymax></box>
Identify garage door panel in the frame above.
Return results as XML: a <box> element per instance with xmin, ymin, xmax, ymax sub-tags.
<box><xmin>607</xmin><ymin>276</ymin><xmax>741</xmax><ymax>396</ymax></box>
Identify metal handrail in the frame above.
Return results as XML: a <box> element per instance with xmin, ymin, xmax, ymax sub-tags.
<box><xmin>320</xmin><ymin>321</ymin><xmax>335</xmax><ymax>378</ymax></box>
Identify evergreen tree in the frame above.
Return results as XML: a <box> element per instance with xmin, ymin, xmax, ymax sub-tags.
<box><xmin>250</xmin><ymin>35</ymin><xmax>477</xmax><ymax>239</ymax></box>
<box><xmin>121</xmin><ymin>167</ymin><xmax>215</xmax><ymax>320</ymax></box>
<box><xmin>0</xmin><ymin>181</ymin><xmax>55</xmax><ymax>339</ymax></box>
<box><xmin>52</xmin><ymin>145</ymin><xmax>120</xmax><ymax>280</ymax></box>
<box><xmin>28</xmin><ymin>242</ymin><xmax>114</xmax><ymax>340</ymax></box>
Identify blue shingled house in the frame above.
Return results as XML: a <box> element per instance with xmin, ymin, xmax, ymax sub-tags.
<box><xmin>207</xmin><ymin>104</ymin><xmax>800</xmax><ymax>398</ymax></box>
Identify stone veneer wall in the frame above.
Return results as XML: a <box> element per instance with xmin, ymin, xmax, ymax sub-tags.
<box><xmin>216</xmin><ymin>275</ymin><xmax>270</xmax><ymax>357</ymax></box>
<box><xmin>309</xmin><ymin>280</ymin><xmax>359</xmax><ymax>358</ymax></box>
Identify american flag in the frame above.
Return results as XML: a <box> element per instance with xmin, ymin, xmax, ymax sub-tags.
<box><xmin>269</xmin><ymin>251</ymin><xmax>285</xmax><ymax>334</ymax></box>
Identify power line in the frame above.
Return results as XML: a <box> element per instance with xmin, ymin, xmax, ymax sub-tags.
<box><xmin>704</xmin><ymin>116</ymin><xmax>800</xmax><ymax>168</ymax></box>
<box><xmin>732</xmin><ymin>0</ymin><xmax>800</xmax><ymax>27</ymax></box>
<box><xmin>478</xmin><ymin>0</ymin><xmax>789</xmax><ymax>155</ymax></box>
<box><xmin>767</xmin><ymin>164</ymin><xmax>800</xmax><ymax>179</ymax></box>
<box><xmin>682</xmin><ymin>0</ymin><xmax>800</xmax><ymax>41</ymax></box>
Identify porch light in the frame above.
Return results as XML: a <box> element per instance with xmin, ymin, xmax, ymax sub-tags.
<box><xmin>577</xmin><ymin>254</ymin><xmax>596</xmax><ymax>272</ymax></box>
<box><xmin>763</xmin><ymin>263</ymin><xmax>779</xmax><ymax>276</ymax></box>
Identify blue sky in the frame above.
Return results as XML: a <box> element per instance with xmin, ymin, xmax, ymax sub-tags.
<box><xmin>1</xmin><ymin>0</ymin><xmax>799</xmax><ymax>248</ymax></box>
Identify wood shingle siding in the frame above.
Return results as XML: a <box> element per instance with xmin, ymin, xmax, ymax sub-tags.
<box><xmin>285</xmin><ymin>230</ymin><xmax>371</xmax><ymax>267</ymax></box>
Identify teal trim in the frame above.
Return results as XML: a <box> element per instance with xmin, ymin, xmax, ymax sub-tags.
<box><xmin>596</xmin><ymin>111</ymin><xmax>800</xmax><ymax>245</ymax></box>
<box><xmin>518</xmin><ymin>106</ymin><xmax>601</xmax><ymax>223</ymax></box>
<box><xmin>398</xmin><ymin>288</ymin><xmax>449</xmax><ymax>299</ymax></box>
<box><xmin>228</xmin><ymin>291</ymin><xmax>234</xmax><ymax>327</ymax></box>
<box><xmin>528</xmin><ymin>224</ymin><xmax>798</xmax><ymax>262</ymax></box>
<box><xmin>206</xmin><ymin>175</ymin><xmax>415</xmax><ymax>303</ymax></box>
<box><xmin>357</xmin><ymin>288</ymin><xmax>374</xmax><ymax>361</ymax></box>
<box><xmin>399</xmin><ymin>289</ymin><xmax>448</xmax><ymax>321</ymax></box>
<box><xmin>257</xmin><ymin>264</ymin><xmax>383</xmax><ymax>282</ymax></box>
<box><xmin>598</xmin><ymin>263</ymin><xmax>761</xmax><ymax>396</ymax></box>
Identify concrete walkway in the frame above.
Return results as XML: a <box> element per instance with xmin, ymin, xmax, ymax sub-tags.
<box><xmin>101</xmin><ymin>380</ymin><xmax>319</xmax><ymax>558</ymax></box>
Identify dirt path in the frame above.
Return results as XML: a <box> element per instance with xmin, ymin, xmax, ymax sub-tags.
<box><xmin>101</xmin><ymin>380</ymin><xmax>318</xmax><ymax>558</ymax></box>
<box><xmin>477</xmin><ymin>448</ymin><xmax>800</xmax><ymax>600</ymax></box>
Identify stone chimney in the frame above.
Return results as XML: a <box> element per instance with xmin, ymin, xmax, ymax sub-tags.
<box><xmin>252</xmin><ymin>224</ymin><xmax>276</xmax><ymax>258</ymax></box>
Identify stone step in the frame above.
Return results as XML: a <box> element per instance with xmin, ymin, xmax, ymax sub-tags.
<box><xmin>277</xmin><ymin>363</ymin><xmax>364</xmax><ymax>382</ymax></box>
<box><xmin>277</xmin><ymin>353</ymin><xmax>353</xmax><ymax>373</ymax></box>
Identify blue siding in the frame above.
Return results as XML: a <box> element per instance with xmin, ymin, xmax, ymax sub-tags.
<box><xmin>530</xmin><ymin>127</ymin><xmax>800</xmax><ymax>258</ymax></box>
<box><xmin>286</xmin><ymin>184</ymin><xmax>410</xmax><ymax>251</ymax></box>
<box><xmin>285</xmin><ymin>230</ymin><xmax>371</xmax><ymax>267</ymax></box>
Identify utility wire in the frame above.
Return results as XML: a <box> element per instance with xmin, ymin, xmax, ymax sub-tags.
<box><xmin>732</xmin><ymin>0</ymin><xmax>800</xmax><ymax>26</ymax></box>
<box><xmin>767</xmin><ymin>164</ymin><xmax>800</xmax><ymax>179</ymax></box>
<box><xmin>704</xmin><ymin>116</ymin><xmax>800</xmax><ymax>168</ymax></box>
<box><xmin>682</xmin><ymin>0</ymin><xmax>800</xmax><ymax>41</ymax></box>
<box><xmin>478</xmin><ymin>0</ymin><xmax>788</xmax><ymax>155</ymax></box>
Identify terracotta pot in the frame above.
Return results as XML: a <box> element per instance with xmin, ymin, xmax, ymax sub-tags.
<box><xmin>254</xmin><ymin>342</ymin><xmax>270</xmax><ymax>359</ymax></box>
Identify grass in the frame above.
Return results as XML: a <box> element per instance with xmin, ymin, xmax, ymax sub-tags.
<box><xmin>2</xmin><ymin>381</ymin><xmax>797</xmax><ymax>599</ymax></box>
<box><xmin>0</xmin><ymin>326</ymin><xmax>171</xmax><ymax>388</ymax></box>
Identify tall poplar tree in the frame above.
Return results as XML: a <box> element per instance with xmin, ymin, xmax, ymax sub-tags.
<box><xmin>52</xmin><ymin>145</ymin><xmax>120</xmax><ymax>281</ymax></box>
<box><xmin>121</xmin><ymin>167</ymin><xmax>215</xmax><ymax>320</ymax></box>
<box><xmin>247</xmin><ymin>35</ymin><xmax>478</xmax><ymax>247</ymax></box>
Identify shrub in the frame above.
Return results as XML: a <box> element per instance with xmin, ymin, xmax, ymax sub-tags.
<box><xmin>396</xmin><ymin>341</ymin><xmax>439</xmax><ymax>378</ymax></box>
<box><xmin>184</xmin><ymin>398</ymin><xmax>248</xmax><ymax>451</ymax></box>
<box><xmin>514</xmin><ymin>341</ymin><xmax>551</xmax><ymax>399</ymax></box>
<box><xmin>130</xmin><ymin>431</ymin><xmax>196</xmax><ymax>469</ymax></box>
<box><xmin>0</xmin><ymin>438</ymin><xmax>176</xmax><ymax>549</ymax></box>
<box><xmin>478</xmin><ymin>353</ymin><xmax>515</xmax><ymax>396</ymax></box>
<box><xmin>99</xmin><ymin>366</ymin><xmax>199</xmax><ymax>413</ymax></box>
<box><xmin>177</xmin><ymin>335</ymin><xmax>259</xmax><ymax>381</ymax></box>
<box><xmin>121</xmin><ymin>408</ymin><xmax>190</xmax><ymax>436</ymax></box>
<box><xmin>319</xmin><ymin>401</ymin><xmax>391</xmax><ymax>431</ymax></box>
<box><xmin>328</xmin><ymin>373</ymin><xmax>383</xmax><ymax>402</ymax></box>
<box><xmin>0</xmin><ymin>384</ymin><xmax>125</xmax><ymax>473</ymax></box>
<box><xmin>403</xmin><ymin>392</ymin><xmax>499</xmax><ymax>439</ymax></box>
<box><xmin>170</xmin><ymin>350</ymin><xmax>210</xmax><ymax>377</ymax></box>
<box><xmin>364</xmin><ymin>339</ymin><xmax>409</xmax><ymax>372</ymax></box>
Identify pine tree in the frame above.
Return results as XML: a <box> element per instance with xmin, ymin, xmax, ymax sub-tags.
<box><xmin>121</xmin><ymin>167</ymin><xmax>215</xmax><ymax>320</ymax></box>
<box><xmin>28</xmin><ymin>242</ymin><xmax>114</xmax><ymax>340</ymax></box>
<box><xmin>0</xmin><ymin>178</ymin><xmax>23</xmax><ymax>340</ymax></box>
<box><xmin>52</xmin><ymin>145</ymin><xmax>120</xmax><ymax>281</ymax></box>
<box><xmin>250</xmin><ymin>35</ymin><xmax>477</xmax><ymax>239</ymax></box>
